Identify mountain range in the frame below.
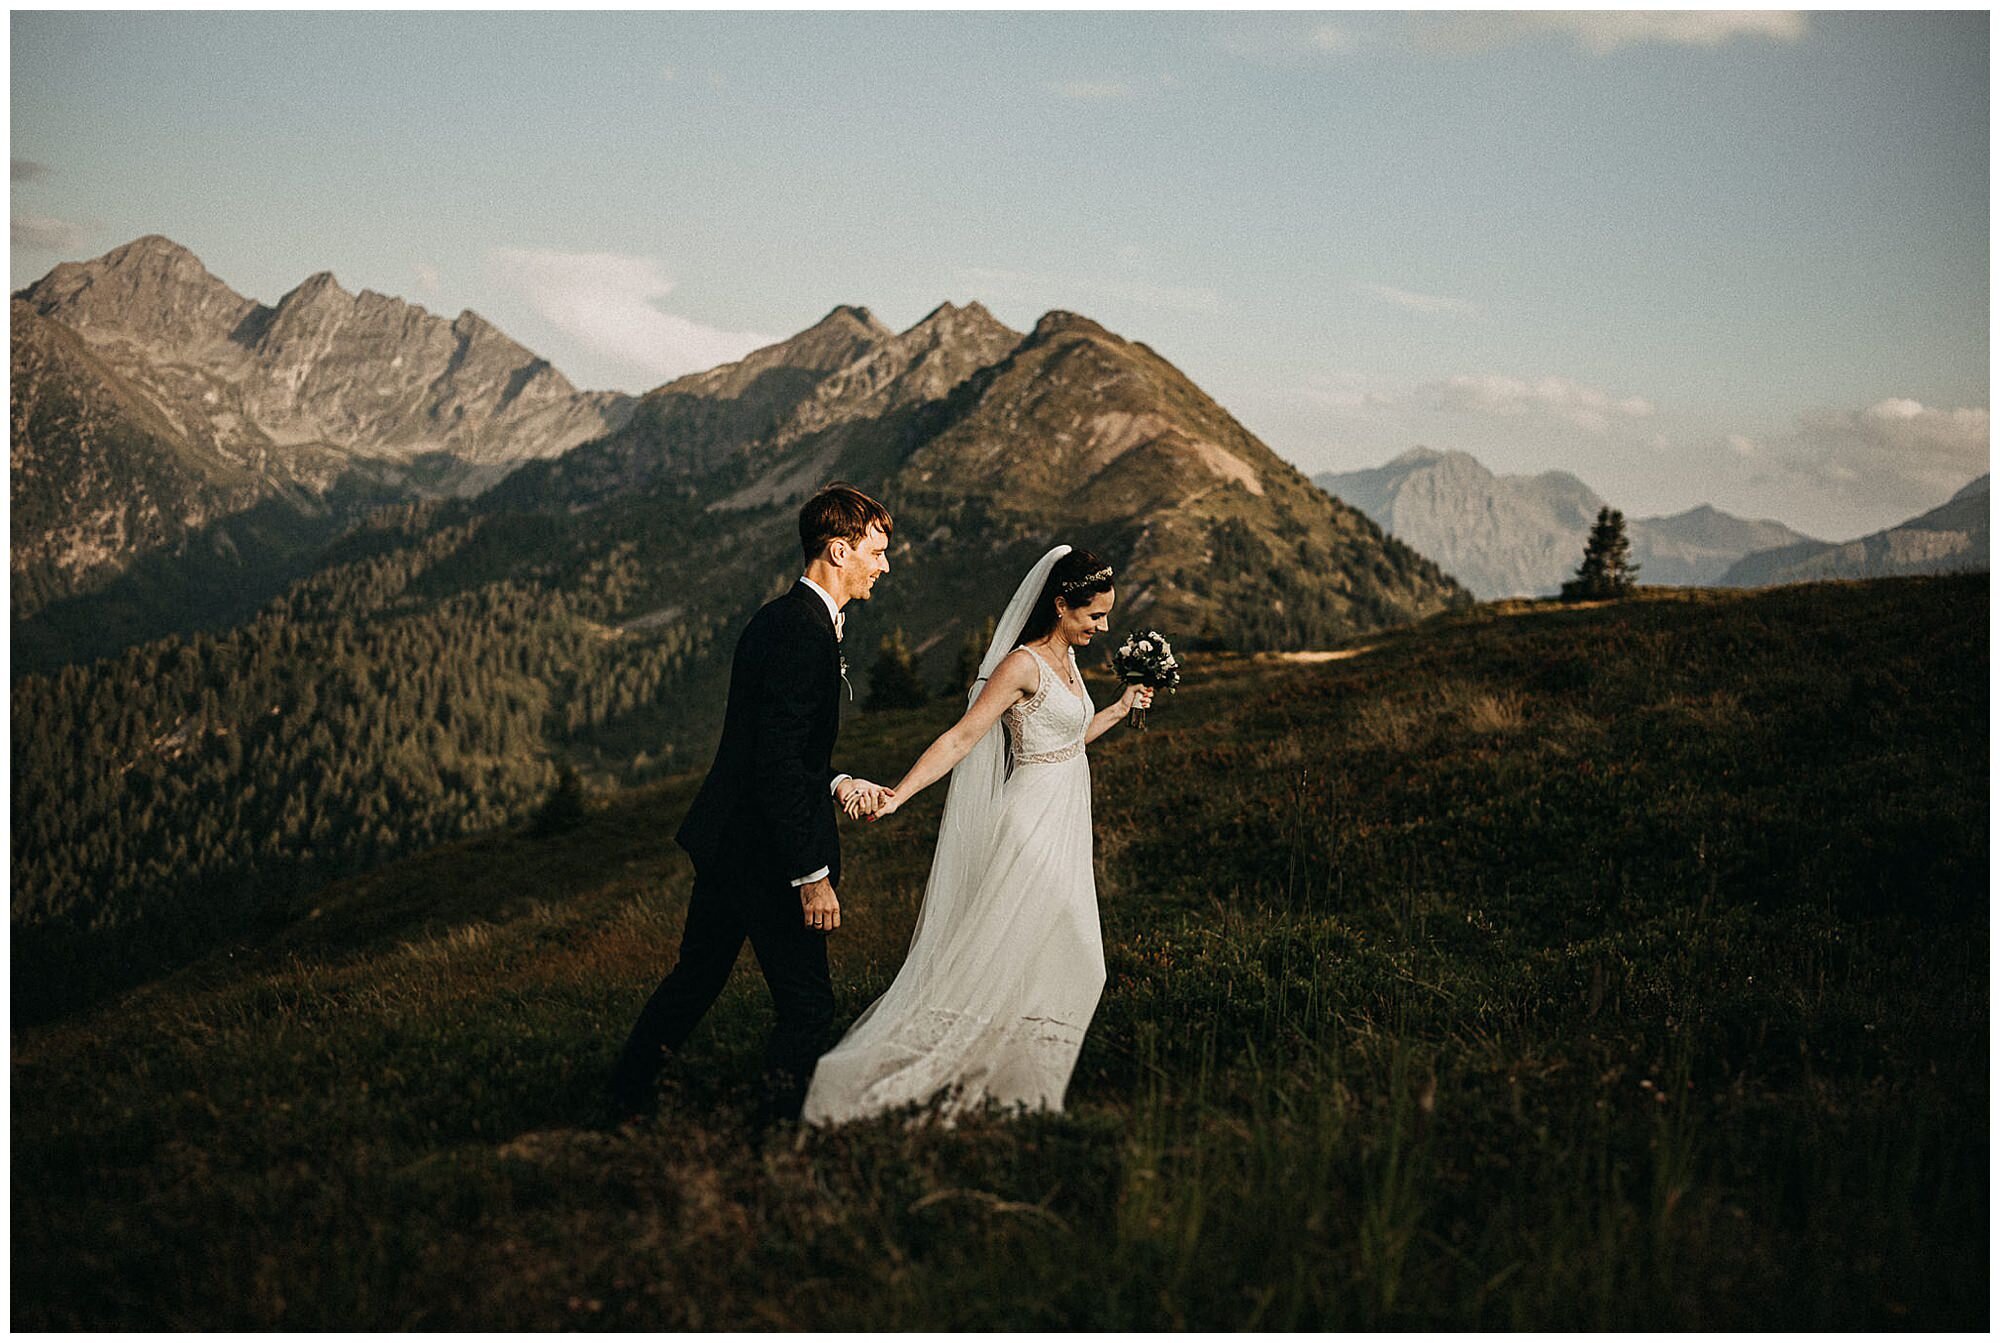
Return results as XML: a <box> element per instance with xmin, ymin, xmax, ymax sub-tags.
<box><xmin>12</xmin><ymin>235</ymin><xmax>1469</xmax><ymax>998</ymax></box>
<box><xmin>1314</xmin><ymin>448</ymin><xmax>1819</xmax><ymax>599</ymax></box>
<box><xmin>497</xmin><ymin>299</ymin><xmax>1468</xmax><ymax>654</ymax></box>
<box><xmin>12</xmin><ymin>236</ymin><xmax>633</xmax><ymax>637</ymax></box>
<box><xmin>1719</xmin><ymin>473</ymin><xmax>1989</xmax><ymax>587</ymax></box>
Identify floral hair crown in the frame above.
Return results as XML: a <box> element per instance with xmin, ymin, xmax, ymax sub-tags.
<box><xmin>1059</xmin><ymin>565</ymin><xmax>1115</xmax><ymax>596</ymax></box>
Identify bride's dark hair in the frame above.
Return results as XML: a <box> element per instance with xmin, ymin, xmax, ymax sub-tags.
<box><xmin>1018</xmin><ymin>547</ymin><xmax>1114</xmax><ymax>643</ymax></box>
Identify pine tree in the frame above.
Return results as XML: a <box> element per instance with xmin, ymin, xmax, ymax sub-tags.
<box><xmin>1561</xmin><ymin>506</ymin><xmax>1641</xmax><ymax>602</ymax></box>
<box><xmin>866</xmin><ymin>627</ymin><xmax>931</xmax><ymax>711</ymax></box>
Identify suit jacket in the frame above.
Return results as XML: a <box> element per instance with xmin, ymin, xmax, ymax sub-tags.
<box><xmin>676</xmin><ymin>581</ymin><xmax>844</xmax><ymax>888</ymax></box>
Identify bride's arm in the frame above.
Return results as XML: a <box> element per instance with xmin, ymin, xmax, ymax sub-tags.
<box><xmin>1084</xmin><ymin>683</ymin><xmax>1153</xmax><ymax>745</ymax></box>
<box><xmin>873</xmin><ymin>651</ymin><xmax>1038</xmax><ymax>817</ymax></box>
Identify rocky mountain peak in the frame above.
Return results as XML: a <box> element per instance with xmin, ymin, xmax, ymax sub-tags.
<box><xmin>1390</xmin><ymin>446</ymin><xmax>1447</xmax><ymax>467</ymax></box>
<box><xmin>15</xmin><ymin>235</ymin><xmax>635</xmax><ymax>525</ymax></box>
<box><xmin>901</xmin><ymin>299</ymin><xmax>1018</xmax><ymax>348</ymax></box>
<box><xmin>910</xmin><ymin>299</ymin><xmax>963</xmax><ymax>327</ymax></box>
<box><xmin>817</xmin><ymin>304</ymin><xmax>893</xmax><ymax>340</ymax></box>
<box><xmin>1030</xmin><ymin>310</ymin><xmax>1112</xmax><ymax>343</ymax></box>
<box><xmin>450</xmin><ymin>308</ymin><xmax>507</xmax><ymax>343</ymax></box>
<box><xmin>99</xmin><ymin>233</ymin><xmax>206</xmax><ymax>271</ymax></box>
<box><xmin>276</xmin><ymin>270</ymin><xmax>351</xmax><ymax>312</ymax></box>
<box><xmin>17</xmin><ymin>234</ymin><xmax>255</xmax><ymax>351</ymax></box>
<box><xmin>654</xmin><ymin>303</ymin><xmax>893</xmax><ymax>405</ymax></box>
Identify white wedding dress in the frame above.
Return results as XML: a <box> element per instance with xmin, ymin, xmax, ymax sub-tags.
<box><xmin>803</xmin><ymin>548</ymin><xmax>1107</xmax><ymax>1125</ymax></box>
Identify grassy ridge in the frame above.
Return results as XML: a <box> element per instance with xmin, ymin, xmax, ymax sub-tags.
<box><xmin>11</xmin><ymin>575</ymin><xmax>1987</xmax><ymax>1328</ymax></box>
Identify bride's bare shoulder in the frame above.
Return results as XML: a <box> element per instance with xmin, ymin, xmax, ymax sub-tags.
<box><xmin>963</xmin><ymin>648</ymin><xmax>1038</xmax><ymax>719</ymax></box>
<box><xmin>993</xmin><ymin>647</ymin><xmax>1040</xmax><ymax>688</ymax></box>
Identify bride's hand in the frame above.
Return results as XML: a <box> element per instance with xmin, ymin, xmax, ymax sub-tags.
<box><xmin>840</xmin><ymin>778</ymin><xmax>885</xmax><ymax>819</ymax></box>
<box><xmin>866</xmin><ymin>789</ymin><xmax>901</xmax><ymax>822</ymax></box>
<box><xmin>1119</xmin><ymin>684</ymin><xmax>1155</xmax><ymax>716</ymax></box>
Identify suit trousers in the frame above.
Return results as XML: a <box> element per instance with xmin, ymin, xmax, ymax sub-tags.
<box><xmin>611</xmin><ymin>863</ymin><xmax>835</xmax><ymax>1124</ymax></box>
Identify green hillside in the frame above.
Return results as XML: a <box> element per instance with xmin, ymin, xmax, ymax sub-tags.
<box><xmin>12</xmin><ymin>575</ymin><xmax>1987</xmax><ymax>1328</ymax></box>
<box><xmin>14</xmin><ymin>305</ymin><xmax>1466</xmax><ymax>1010</ymax></box>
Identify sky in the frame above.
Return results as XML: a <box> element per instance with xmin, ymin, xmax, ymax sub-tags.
<box><xmin>10</xmin><ymin>8</ymin><xmax>1989</xmax><ymax>541</ymax></box>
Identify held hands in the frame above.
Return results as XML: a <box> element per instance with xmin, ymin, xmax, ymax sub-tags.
<box><xmin>838</xmin><ymin>777</ymin><xmax>891</xmax><ymax>820</ymax></box>
<box><xmin>864</xmin><ymin>789</ymin><xmax>901</xmax><ymax>823</ymax></box>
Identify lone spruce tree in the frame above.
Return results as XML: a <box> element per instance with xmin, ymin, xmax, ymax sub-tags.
<box><xmin>866</xmin><ymin>627</ymin><xmax>931</xmax><ymax>710</ymax></box>
<box><xmin>1561</xmin><ymin>506</ymin><xmax>1641</xmax><ymax>602</ymax></box>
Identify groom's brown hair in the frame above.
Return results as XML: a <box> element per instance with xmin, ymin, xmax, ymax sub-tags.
<box><xmin>800</xmin><ymin>482</ymin><xmax>894</xmax><ymax>561</ymax></box>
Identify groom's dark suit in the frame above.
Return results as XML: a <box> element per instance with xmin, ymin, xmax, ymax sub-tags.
<box><xmin>612</xmin><ymin>580</ymin><xmax>846</xmax><ymax>1124</ymax></box>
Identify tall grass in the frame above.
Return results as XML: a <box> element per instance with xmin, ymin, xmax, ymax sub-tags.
<box><xmin>11</xmin><ymin>575</ymin><xmax>1987</xmax><ymax>1328</ymax></box>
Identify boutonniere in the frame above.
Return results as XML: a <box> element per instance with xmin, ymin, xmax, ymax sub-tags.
<box><xmin>839</xmin><ymin>653</ymin><xmax>853</xmax><ymax>701</ymax></box>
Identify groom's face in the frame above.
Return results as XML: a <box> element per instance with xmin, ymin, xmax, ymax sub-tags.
<box><xmin>834</xmin><ymin>525</ymin><xmax>892</xmax><ymax>603</ymax></box>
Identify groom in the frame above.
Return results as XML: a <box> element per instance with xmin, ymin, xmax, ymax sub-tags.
<box><xmin>611</xmin><ymin>482</ymin><xmax>894</xmax><ymax>1129</ymax></box>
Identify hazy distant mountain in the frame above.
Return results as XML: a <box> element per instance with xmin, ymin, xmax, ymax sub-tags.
<box><xmin>1624</xmin><ymin>504</ymin><xmax>1820</xmax><ymax>587</ymax></box>
<box><xmin>1314</xmin><ymin>448</ymin><xmax>1816</xmax><ymax>598</ymax></box>
<box><xmin>1721</xmin><ymin>475</ymin><xmax>1989</xmax><ymax>587</ymax></box>
<box><xmin>11</xmin><ymin>235</ymin><xmax>634</xmax><ymax>647</ymax></box>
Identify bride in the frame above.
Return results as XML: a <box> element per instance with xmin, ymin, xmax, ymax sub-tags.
<box><xmin>801</xmin><ymin>545</ymin><xmax>1153</xmax><ymax>1125</ymax></box>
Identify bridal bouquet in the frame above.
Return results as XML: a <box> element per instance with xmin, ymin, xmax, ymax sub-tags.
<box><xmin>1109</xmin><ymin>629</ymin><xmax>1180</xmax><ymax>730</ymax></box>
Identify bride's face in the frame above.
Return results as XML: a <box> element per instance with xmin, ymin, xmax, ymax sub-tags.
<box><xmin>1056</xmin><ymin>589</ymin><xmax>1115</xmax><ymax>646</ymax></box>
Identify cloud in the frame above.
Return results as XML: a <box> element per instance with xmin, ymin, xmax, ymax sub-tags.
<box><xmin>1309</xmin><ymin>24</ymin><xmax>1357</xmax><ymax>55</ymax></box>
<box><xmin>1053</xmin><ymin>80</ymin><xmax>1134</xmax><ymax>100</ymax></box>
<box><xmin>485</xmin><ymin>247</ymin><xmax>777</xmax><ymax>382</ymax></box>
<box><xmin>1220</xmin><ymin>17</ymin><xmax>1369</xmax><ymax>63</ymax></box>
<box><xmin>1770</xmin><ymin>398</ymin><xmax>1989</xmax><ymax>514</ymax></box>
<box><xmin>961</xmin><ymin>264</ymin><xmax>1222</xmax><ymax>316</ymax></box>
<box><xmin>1416</xmin><ymin>373</ymin><xmax>1654</xmax><ymax>433</ymax></box>
<box><xmin>1727</xmin><ymin>433</ymin><xmax>1759</xmax><ymax>458</ymax></box>
<box><xmin>1363</xmin><ymin>283</ymin><xmax>1480</xmax><ymax>317</ymax></box>
<box><xmin>12</xmin><ymin>158</ymin><xmax>50</xmax><ymax>182</ymax></box>
<box><xmin>13</xmin><ymin>213</ymin><xmax>86</xmax><ymax>252</ymax></box>
<box><xmin>412</xmin><ymin>262</ymin><xmax>441</xmax><ymax>297</ymax></box>
<box><xmin>1421</xmin><ymin>11</ymin><xmax>1807</xmax><ymax>56</ymax></box>
<box><xmin>1302</xmin><ymin>386</ymin><xmax>1396</xmax><ymax>415</ymax></box>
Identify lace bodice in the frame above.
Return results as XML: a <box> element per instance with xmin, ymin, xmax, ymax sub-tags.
<box><xmin>1004</xmin><ymin>645</ymin><xmax>1093</xmax><ymax>767</ymax></box>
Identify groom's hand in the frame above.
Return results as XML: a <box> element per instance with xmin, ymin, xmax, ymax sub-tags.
<box><xmin>800</xmin><ymin>877</ymin><xmax>841</xmax><ymax>932</ymax></box>
<box><xmin>838</xmin><ymin>777</ymin><xmax>886</xmax><ymax>819</ymax></box>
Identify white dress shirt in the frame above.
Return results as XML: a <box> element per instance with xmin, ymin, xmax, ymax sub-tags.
<box><xmin>793</xmin><ymin>574</ymin><xmax>849</xmax><ymax>887</ymax></box>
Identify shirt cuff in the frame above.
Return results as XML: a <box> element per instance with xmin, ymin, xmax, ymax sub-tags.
<box><xmin>790</xmin><ymin>866</ymin><xmax>831</xmax><ymax>887</ymax></box>
<box><xmin>829</xmin><ymin>773</ymin><xmax>851</xmax><ymax>797</ymax></box>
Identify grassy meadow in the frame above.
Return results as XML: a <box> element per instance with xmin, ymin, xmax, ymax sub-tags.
<box><xmin>11</xmin><ymin>574</ymin><xmax>1988</xmax><ymax>1328</ymax></box>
